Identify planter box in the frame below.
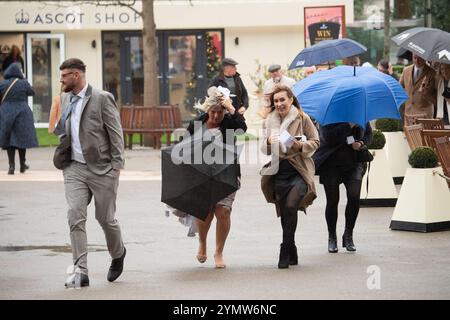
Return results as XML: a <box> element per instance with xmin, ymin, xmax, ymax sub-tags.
<box><xmin>360</xmin><ymin>149</ymin><xmax>398</xmax><ymax>207</ymax></box>
<box><xmin>390</xmin><ymin>167</ymin><xmax>450</xmax><ymax>232</ymax></box>
<box><xmin>383</xmin><ymin>131</ymin><xmax>411</xmax><ymax>184</ymax></box>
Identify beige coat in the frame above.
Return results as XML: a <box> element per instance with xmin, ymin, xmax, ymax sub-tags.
<box><xmin>260</xmin><ymin>106</ymin><xmax>319</xmax><ymax>216</ymax></box>
<box><xmin>399</xmin><ymin>64</ymin><xmax>436</xmax><ymax>118</ymax></box>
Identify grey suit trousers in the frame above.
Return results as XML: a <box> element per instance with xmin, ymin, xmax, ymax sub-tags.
<box><xmin>63</xmin><ymin>161</ymin><xmax>124</xmax><ymax>274</ymax></box>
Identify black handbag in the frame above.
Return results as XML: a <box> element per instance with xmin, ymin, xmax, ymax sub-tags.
<box><xmin>354</xmin><ymin>145</ymin><xmax>374</xmax><ymax>163</ymax></box>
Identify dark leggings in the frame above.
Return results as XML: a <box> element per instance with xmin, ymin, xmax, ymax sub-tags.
<box><xmin>6</xmin><ymin>147</ymin><xmax>26</xmax><ymax>166</ymax></box>
<box><xmin>323</xmin><ymin>179</ymin><xmax>362</xmax><ymax>234</ymax></box>
<box><xmin>278</xmin><ymin>184</ymin><xmax>304</xmax><ymax>244</ymax></box>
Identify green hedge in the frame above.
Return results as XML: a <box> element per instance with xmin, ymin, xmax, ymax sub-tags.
<box><xmin>368</xmin><ymin>129</ymin><xmax>386</xmax><ymax>149</ymax></box>
<box><xmin>408</xmin><ymin>147</ymin><xmax>439</xmax><ymax>168</ymax></box>
<box><xmin>375</xmin><ymin>118</ymin><xmax>402</xmax><ymax>132</ymax></box>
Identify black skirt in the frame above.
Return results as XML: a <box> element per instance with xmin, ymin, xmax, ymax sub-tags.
<box><xmin>273</xmin><ymin>160</ymin><xmax>307</xmax><ymax>201</ymax></box>
<box><xmin>319</xmin><ymin>163</ymin><xmax>367</xmax><ymax>185</ymax></box>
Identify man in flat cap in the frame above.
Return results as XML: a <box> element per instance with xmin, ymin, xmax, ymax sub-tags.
<box><xmin>209</xmin><ymin>57</ymin><xmax>248</xmax><ymax>115</ymax></box>
<box><xmin>260</xmin><ymin>64</ymin><xmax>296</xmax><ymax>116</ymax></box>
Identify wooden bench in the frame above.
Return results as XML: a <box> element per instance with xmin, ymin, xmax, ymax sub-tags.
<box><xmin>421</xmin><ymin>129</ymin><xmax>450</xmax><ymax>153</ymax></box>
<box><xmin>433</xmin><ymin>136</ymin><xmax>450</xmax><ymax>187</ymax></box>
<box><xmin>404</xmin><ymin>123</ymin><xmax>424</xmax><ymax>151</ymax></box>
<box><xmin>120</xmin><ymin>105</ymin><xmax>184</xmax><ymax>149</ymax></box>
<box><xmin>120</xmin><ymin>105</ymin><xmax>135</xmax><ymax>149</ymax></box>
<box><xmin>404</xmin><ymin>113</ymin><xmax>427</xmax><ymax>126</ymax></box>
<box><xmin>416</xmin><ymin>118</ymin><xmax>445</xmax><ymax>130</ymax></box>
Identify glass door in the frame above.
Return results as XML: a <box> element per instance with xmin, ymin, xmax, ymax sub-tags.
<box><xmin>26</xmin><ymin>33</ymin><xmax>65</xmax><ymax>128</ymax></box>
<box><xmin>158</xmin><ymin>30</ymin><xmax>223</xmax><ymax>121</ymax></box>
<box><xmin>102</xmin><ymin>30</ymin><xmax>223</xmax><ymax>122</ymax></box>
<box><xmin>166</xmin><ymin>34</ymin><xmax>198</xmax><ymax>119</ymax></box>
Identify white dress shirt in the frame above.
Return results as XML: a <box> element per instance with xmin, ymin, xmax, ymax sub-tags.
<box><xmin>70</xmin><ymin>83</ymin><xmax>89</xmax><ymax>164</ymax></box>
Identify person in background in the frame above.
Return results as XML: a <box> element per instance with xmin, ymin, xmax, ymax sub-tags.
<box><xmin>343</xmin><ymin>55</ymin><xmax>361</xmax><ymax>67</ymax></box>
<box><xmin>263</xmin><ymin>64</ymin><xmax>296</xmax><ymax>105</ymax></box>
<box><xmin>303</xmin><ymin>66</ymin><xmax>317</xmax><ymax>78</ymax></box>
<box><xmin>399</xmin><ymin>53</ymin><xmax>436</xmax><ymax>119</ymax></box>
<box><xmin>435</xmin><ymin>63</ymin><xmax>450</xmax><ymax>125</ymax></box>
<box><xmin>377</xmin><ymin>59</ymin><xmax>399</xmax><ymax>80</ymax></box>
<box><xmin>1</xmin><ymin>45</ymin><xmax>25</xmax><ymax>74</ymax></box>
<box><xmin>209</xmin><ymin>58</ymin><xmax>249</xmax><ymax>115</ymax></box>
<box><xmin>0</xmin><ymin>64</ymin><xmax>38</xmax><ymax>174</ymax></box>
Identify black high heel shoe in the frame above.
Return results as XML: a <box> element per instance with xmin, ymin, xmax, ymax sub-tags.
<box><xmin>342</xmin><ymin>229</ymin><xmax>356</xmax><ymax>252</ymax></box>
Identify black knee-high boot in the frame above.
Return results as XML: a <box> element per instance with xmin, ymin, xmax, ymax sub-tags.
<box><xmin>279</xmin><ymin>209</ymin><xmax>298</xmax><ymax>268</ymax></box>
<box><xmin>6</xmin><ymin>148</ymin><xmax>15</xmax><ymax>175</ymax></box>
<box><xmin>278</xmin><ymin>216</ymin><xmax>291</xmax><ymax>269</ymax></box>
<box><xmin>18</xmin><ymin>148</ymin><xmax>29</xmax><ymax>173</ymax></box>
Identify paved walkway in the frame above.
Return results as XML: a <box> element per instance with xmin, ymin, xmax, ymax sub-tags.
<box><xmin>0</xmin><ymin>144</ymin><xmax>449</xmax><ymax>300</ymax></box>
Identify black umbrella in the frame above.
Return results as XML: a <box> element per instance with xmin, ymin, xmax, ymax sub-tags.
<box><xmin>161</xmin><ymin>136</ymin><xmax>241</xmax><ymax>221</ymax></box>
<box><xmin>397</xmin><ymin>47</ymin><xmax>412</xmax><ymax>61</ymax></box>
<box><xmin>288</xmin><ymin>38</ymin><xmax>367</xmax><ymax>70</ymax></box>
<box><xmin>392</xmin><ymin>27</ymin><xmax>450</xmax><ymax>63</ymax></box>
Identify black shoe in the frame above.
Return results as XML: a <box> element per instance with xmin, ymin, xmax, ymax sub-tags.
<box><xmin>342</xmin><ymin>230</ymin><xmax>356</xmax><ymax>252</ymax></box>
<box><xmin>107</xmin><ymin>247</ymin><xmax>126</xmax><ymax>282</ymax></box>
<box><xmin>278</xmin><ymin>243</ymin><xmax>290</xmax><ymax>269</ymax></box>
<box><xmin>65</xmin><ymin>273</ymin><xmax>90</xmax><ymax>288</ymax></box>
<box><xmin>328</xmin><ymin>237</ymin><xmax>338</xmax><ymax>253</ymax></box>
<box><xmin>20</xmin><ymin>163</ymin><xmax>29</xmax><ymax>173</ymax></box>
<box><xmin>8</xmin><ymin>166</ymin><xmax>14</xmax><ymax>175</ymax></box>
<box><xmin>289</xmin><ymin>243</ymin><xmax>298</xmax><ymax>265</ymax></box>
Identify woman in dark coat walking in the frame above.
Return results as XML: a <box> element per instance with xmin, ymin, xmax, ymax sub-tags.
<box><xmin>0</xmin><ymin>63</ymin><xmax>38</xmax><ymax>174</ymax></box>
<box><xmin>313</xmin><ymin>122</ymin><xmax>372</xmax><ymax>253</ymax></box>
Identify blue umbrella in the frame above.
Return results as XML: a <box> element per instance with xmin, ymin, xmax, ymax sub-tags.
<box><xmin>293</xmin><ymin>66</ymin><xmax>409</xmax><ymax>127</ymax></box>
<box><xmin>289</xmin><ymin>38</ymin><xmax>367</xmax><ymax>70</ymax></box>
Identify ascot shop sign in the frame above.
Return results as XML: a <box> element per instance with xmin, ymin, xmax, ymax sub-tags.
<box><xmin>13</xmin><ymin>6</ymin><xmax>142</xmax><ymax>29</ymax></box>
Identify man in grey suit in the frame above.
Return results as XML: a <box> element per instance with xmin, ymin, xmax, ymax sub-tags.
<box><xmin>54</xmin><ymin>58</ymin><xmax>126</xmax><ymax>287</ymax></box>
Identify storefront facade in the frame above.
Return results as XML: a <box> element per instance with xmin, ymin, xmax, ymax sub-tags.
<box><xmin>0</xmin><ymin>0</ymin><xmax>353</xmax><ymax>126</ymax></box>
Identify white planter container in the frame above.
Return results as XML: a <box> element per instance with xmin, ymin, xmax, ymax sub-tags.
<box><xmin>360</xmin><ymin>148</ymin><xmax>398</xmax><ymax>207</ymax></box>
<box><xmin>390</xmin><ymin>167</ymin><xmax>450</xmax><ymax>232</ymax></box>
<box><xmin>383</xmin><ymin>131</ymin><xmax>411</xmax><ymax>184</ymax></box>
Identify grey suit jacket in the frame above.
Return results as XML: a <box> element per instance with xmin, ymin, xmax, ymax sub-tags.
<box><xmin>53</xmin><ymin>85</ymin><xmax>125</xmax><ymax>174</ymax></box>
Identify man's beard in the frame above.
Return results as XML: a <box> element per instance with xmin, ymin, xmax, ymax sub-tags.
<box><xmin>62</xmin><ymin>83</ymin><xmax>73</xmax><ymax>93</ymax></box>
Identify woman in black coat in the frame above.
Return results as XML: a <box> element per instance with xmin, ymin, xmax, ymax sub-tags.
<box><xmin>0</xmin><ymin>63</ymin><xmax>38</xmax><ymax>174</ymax></box>
<box><xmin>313</xmin><ymin>122</ymin><xmax>372</xmax><ymax>253</ymax></box>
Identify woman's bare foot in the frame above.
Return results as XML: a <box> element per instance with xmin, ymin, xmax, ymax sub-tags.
<box><xmin>214</xmin><ymin>253</ymin><xmax>226</xmax><ymax>268</ymax></box>
<box><xmin>196</xmin><ymin>242</ymin><xmax>207</xmax><ymax>263</ymax></box>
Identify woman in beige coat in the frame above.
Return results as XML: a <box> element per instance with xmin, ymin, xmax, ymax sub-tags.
<box><xmin>261</xmin><ymin>85</ymin><xmax>319</xmax><ymax>268</ymax></box>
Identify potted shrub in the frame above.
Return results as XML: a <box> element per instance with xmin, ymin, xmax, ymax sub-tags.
<box><xmin>360</xmin><ymin>130</ymin><xmax>398</xmax><ymax>207</ymax></box>
<box><xmin>375</xmin><ymin>118</ymin><xmax>410</xmax><ymax>184</ymax></box>
<box><xmin>390</xmin><ymin>147</ymin><xmax>450</xmax><ymax>232</ymax></box>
